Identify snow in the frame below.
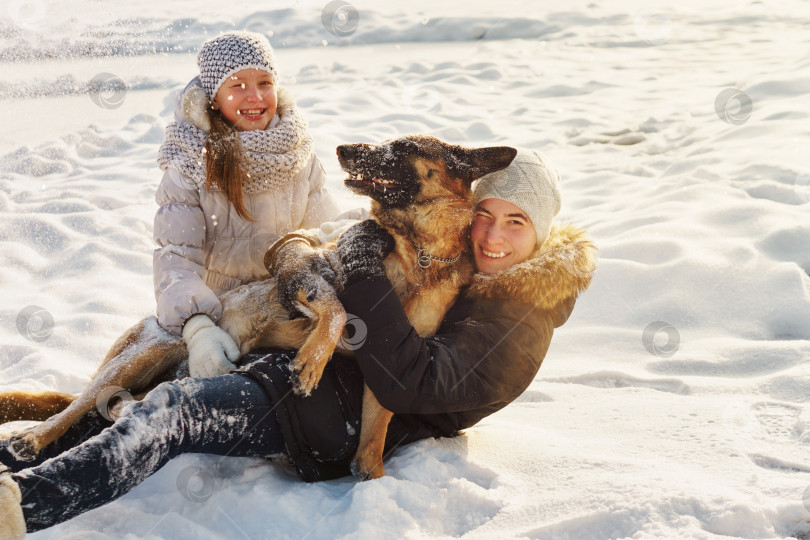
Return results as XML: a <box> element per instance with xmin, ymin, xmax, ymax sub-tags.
<box><xmin>1</xmin><ymin>0</ymin><xmax>810</xmax><ymax>538</ymax></box>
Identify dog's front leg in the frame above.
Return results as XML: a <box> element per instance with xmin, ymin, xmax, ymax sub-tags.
<box><xmin>290</xmin><ymin>282</ymin><xmax>347</xmax><ymax>396</ymax></box>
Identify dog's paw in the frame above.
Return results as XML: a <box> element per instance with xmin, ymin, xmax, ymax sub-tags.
<box><xmin>291</xmin><ymin>377</ymin><xmax>314</xmax><ymax>397</ymax></box>
<box><xmin>7</xmin><ymin>433</ymin><xmax>40</xmax><ymax>462</ymax></box>
<box><xmin>350</xmin><ymin>455</ymin><xmax>385</xmax><ymax>481</ymax></box>
<box><xmin>290</xmin><ymin>352</ymin><xmax>327</xmax><ymax>397</ymax></box>
<box><xmin>292</xmin><ymin>370</ymin><xmax>320</xmax><ymax>397</ymax></box>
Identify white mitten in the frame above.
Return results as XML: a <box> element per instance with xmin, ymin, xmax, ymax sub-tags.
<box><xmin>182</xmin><ymin>314</ymin><xmax>240</xmax><ymax>378</ymax></box>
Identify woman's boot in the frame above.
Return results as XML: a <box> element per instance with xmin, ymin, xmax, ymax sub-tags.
<box><xmin>0</xmin><ymin>470</ymin><xmax>25</xmax><ymax>540</ymax></box>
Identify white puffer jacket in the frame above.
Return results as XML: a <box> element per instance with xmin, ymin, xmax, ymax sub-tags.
<box><xmin>153</xmin><ymin>82</ymin><xmax>350</xmax><ymax>336</ymax></box>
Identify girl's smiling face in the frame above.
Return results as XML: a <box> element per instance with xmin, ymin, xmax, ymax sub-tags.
<box><xmin>471</xmin><ymin>198</ymin><xmax>537</xmax><ymax>274</ymax></box>
<box><xmin>212</xmin><ymin>68</ymin><xmax>277</xmax><ymax>131</ymax></box>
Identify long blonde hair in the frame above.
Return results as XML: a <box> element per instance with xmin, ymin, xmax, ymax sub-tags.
<box><xmin>204</xmin><ymin>107</ymin><xmax>255</xmax><ymax>222</ymax></box>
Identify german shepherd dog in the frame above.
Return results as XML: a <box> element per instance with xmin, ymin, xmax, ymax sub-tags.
<box><xmin>0</xmin><ymin>135</ymin><xmax>516</xmax><ymax>480</ymax></box>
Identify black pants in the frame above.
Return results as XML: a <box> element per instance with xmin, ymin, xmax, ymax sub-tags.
<box><xmin>0</xmin><ymin>370</ymin><xmax>285</xmax><ymax>532</ymax></box>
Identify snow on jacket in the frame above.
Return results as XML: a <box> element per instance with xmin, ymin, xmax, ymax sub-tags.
<box><xmin>153</xmin><ymin>83</ymin><xmax>344</xmax><ymax>335</ymax></box>
<box><xmin>238</xmin><ymin>223</ymin><xmax>597</xmax><ymax>481</ymax></box>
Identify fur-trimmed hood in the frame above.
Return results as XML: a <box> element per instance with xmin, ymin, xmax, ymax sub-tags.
<box><xmin>176</xmin><ymin>77</ymin><xmax>297</xmax><ymax>132</ymax></box>
<box><xmin>466</xmin><ymin>223</ymin><xmax>596</xmax><ymax>310</ymax></box>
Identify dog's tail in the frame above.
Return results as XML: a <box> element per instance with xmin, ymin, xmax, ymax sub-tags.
<box><xmin>0</xmin><ymin>391</ymin><xmax>75</xmax><ymax>423</ymax></box>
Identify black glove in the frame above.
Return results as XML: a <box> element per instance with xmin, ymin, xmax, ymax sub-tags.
<box><xmin>337</xmin><ymin>219</ymin><xmax>395</xmax><ymax>288</ymax></box>
<box><xmin>268</xmin><ymin>237</ymin><xmax>337</xmax><ymax>318</ymax></box>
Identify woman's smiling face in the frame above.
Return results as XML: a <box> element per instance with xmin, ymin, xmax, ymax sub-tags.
<box><xmin>471</xmin><ymin>198</ymin><xmax>537</xmax><ymax>274</ymax></box>
<box><xmin>212</xmin><ymin>68</ymin><xmax>277</xmax><ymax>131</ymax></box>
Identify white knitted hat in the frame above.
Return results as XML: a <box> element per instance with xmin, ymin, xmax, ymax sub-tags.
<box><xmin>197</xmin><ymin>31</ymin><xmax>277</xmax><ymax>100</ymax></box>
<box><xmin>473</xmin><ymin>149</ymin><xmax>562</xmax><ymax>246</ymax></box>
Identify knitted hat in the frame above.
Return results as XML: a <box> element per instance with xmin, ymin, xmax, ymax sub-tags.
<box><xmin>197</xmin><ymin>31</ymin><xmax>277</xmax><ymax>100</ymax></box>
<box><xmin>473</xmin><ymin>149</ymin><xmax>562</xmax><ymax>246</ymax></box>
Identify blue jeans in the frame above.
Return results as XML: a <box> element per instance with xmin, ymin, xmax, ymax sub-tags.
<box><xmin>0</xmin><ymin>371</ymin><xmax>285</xmax><ymax>532</ymax></box>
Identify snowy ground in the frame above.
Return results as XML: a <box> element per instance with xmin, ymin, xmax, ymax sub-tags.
<box><xmin>1</xmin><ymin>0</ymin><xmax>810</xmax><ymax>538</ymax></box>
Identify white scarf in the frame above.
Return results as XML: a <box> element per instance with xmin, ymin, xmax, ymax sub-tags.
<box><xmin>157</xmin><ymin>87</ymin><xmax>313</xmax><ymax>194</ymax></box>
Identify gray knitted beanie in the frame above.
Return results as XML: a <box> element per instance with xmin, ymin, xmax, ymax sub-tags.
<box><xmin>473</xmin><ymin>149</ymin><xmax>562</xmax><ymax>246</ymax></box>
<box><xmin>197</xmin><ymin>31</ymin><xmax>277</xmax><ymax>100</ymax></box>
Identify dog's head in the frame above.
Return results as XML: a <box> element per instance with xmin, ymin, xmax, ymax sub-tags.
<box><xmin>337</xmin><ymin>135</ymin><xmax>517</xmax><ymax>209</ymax></box>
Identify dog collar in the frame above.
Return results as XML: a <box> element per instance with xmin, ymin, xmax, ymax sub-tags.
<box><xmin>411</xmin><ymin>241</ymin><xmax>462</xmax><ymax>268</ymax></box>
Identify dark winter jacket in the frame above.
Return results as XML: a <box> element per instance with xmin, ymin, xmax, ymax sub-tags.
<box><xmin>238</xmin><ymin>223</ymin><xmax>596</xmax><ymax>482</ymax></box>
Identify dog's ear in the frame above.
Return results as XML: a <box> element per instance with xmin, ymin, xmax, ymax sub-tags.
<box><xmin>449</xmin><ymin>146</ymin><xmax>518</xmax><ymax>183</ymax></box>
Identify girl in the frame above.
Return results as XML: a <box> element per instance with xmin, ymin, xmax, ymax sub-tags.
<box><xmin>152</xmin><ymin>31</ymin><xmax>355</xmax><ymax>377</ymax></box>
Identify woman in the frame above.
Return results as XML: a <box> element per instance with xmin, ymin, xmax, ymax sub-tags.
<box><xmin>0</xmin><ymin>151</ymin><xmax>595</xmax><ymax>538</ymax></box>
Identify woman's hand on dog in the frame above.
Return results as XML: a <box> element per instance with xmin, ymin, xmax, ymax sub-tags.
<box><xmin>337</xmin><ymin>219</ymin><xmax>395</xmax><ymax>287</ymax></box>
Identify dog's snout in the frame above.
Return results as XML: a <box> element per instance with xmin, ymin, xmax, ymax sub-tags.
<box><xmin>337</xmin><ymin>143</ymin><xmax>377</xmax><ymax>166</ymax></box>
<box><xmin>336</xmin><ymin>144</ymin><xmax>354</xmax><ymax>162</ymax></box>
